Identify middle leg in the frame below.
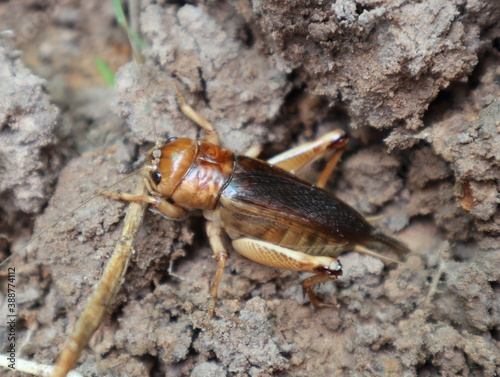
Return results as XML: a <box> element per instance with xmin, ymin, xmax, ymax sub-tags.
<box><xmin>174</xmin><ymin>81</ymin><xmax>220</xmax><ymax>146</ymax></box>
<box><xmin>205</xmin><ymin>221</ymin><xmax>229</xmax><ymax>320</ymax></box>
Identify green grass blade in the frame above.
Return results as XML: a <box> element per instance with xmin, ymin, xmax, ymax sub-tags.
<box><xmin>95</xmin><ymin>57</ymin><xmax>115</xmax><ymax>87</ymax></box>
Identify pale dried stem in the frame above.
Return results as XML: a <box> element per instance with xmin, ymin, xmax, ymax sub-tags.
<box><xmin>0</xmin><ymin>353</ymin><xmax>82</xmax><ymax>377</ymax></box>
<box><xmin>50</xmin><ymin>175</ymin><xmax>148</xmax><ymax>377</ymax></box>
<box><xmin>425</xmin><ymin>260</ymin><xmax>445</xmax><ymax>307</ymax></box>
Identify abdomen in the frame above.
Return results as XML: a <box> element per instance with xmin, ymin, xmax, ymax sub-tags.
<box><xmin>214</xmin><ymin>156</ymin><xmax>376</xmax><ymax>257</ymax></box>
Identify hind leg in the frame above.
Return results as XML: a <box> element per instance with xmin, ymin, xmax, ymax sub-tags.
<box><xmin>231</xmin><ymin>238</ymin><xmax>343</xmax><ymax>308</ymax></box>
<box><xmin>267</xmin><ymin>130</ymin><xmax>348</xmax><ymax>188</ymax></box>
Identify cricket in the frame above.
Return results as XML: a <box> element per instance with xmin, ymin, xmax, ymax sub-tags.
<box><xmin>1</xmin><ymin>82</ymin><xmax>408</xmax><ymax>377</ymax></box>
<box><xmin>0</xmin><ymin>2</ymin><xmax>412</xmax><ymax>377</ymax></box>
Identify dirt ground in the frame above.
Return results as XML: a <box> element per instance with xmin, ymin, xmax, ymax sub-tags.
<box><xmin>0</xmin><ymin>1</ymin><xmax>499</xmax><ymax>376</ymax></box>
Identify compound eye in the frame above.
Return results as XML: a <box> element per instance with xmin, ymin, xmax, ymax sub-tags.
<box><xmin>166</xmin><ymin>136</ymin><xmax>178</xmax><ymax>143</ymax></box>
<box><xmin>151</xmin><ymin>171</ymin><xmax>162</xmax><ymax>185</ymax></box>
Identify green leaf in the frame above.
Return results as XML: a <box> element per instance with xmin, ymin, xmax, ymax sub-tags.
<box><xmin>95</xmin><ymin>57</ymin><xmax>115</xmax><ymax>87</ymax></box>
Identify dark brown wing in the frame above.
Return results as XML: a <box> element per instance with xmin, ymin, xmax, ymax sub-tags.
<box><xmin>217</xmin><ymin>156</ymin><xmax>376</xmax><ymax>256</ymax></box>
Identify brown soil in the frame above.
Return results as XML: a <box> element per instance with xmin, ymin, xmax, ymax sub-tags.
<box><xmin>0</xmin><ymin>1</ymin><xmax>499</xmax><ymax>376</ymax></box>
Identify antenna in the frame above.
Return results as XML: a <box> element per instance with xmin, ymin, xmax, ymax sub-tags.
<box><xmin>0</xmin><ymin>169</ymin><xmax>144</xmax><ymax>268</ymax></box>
